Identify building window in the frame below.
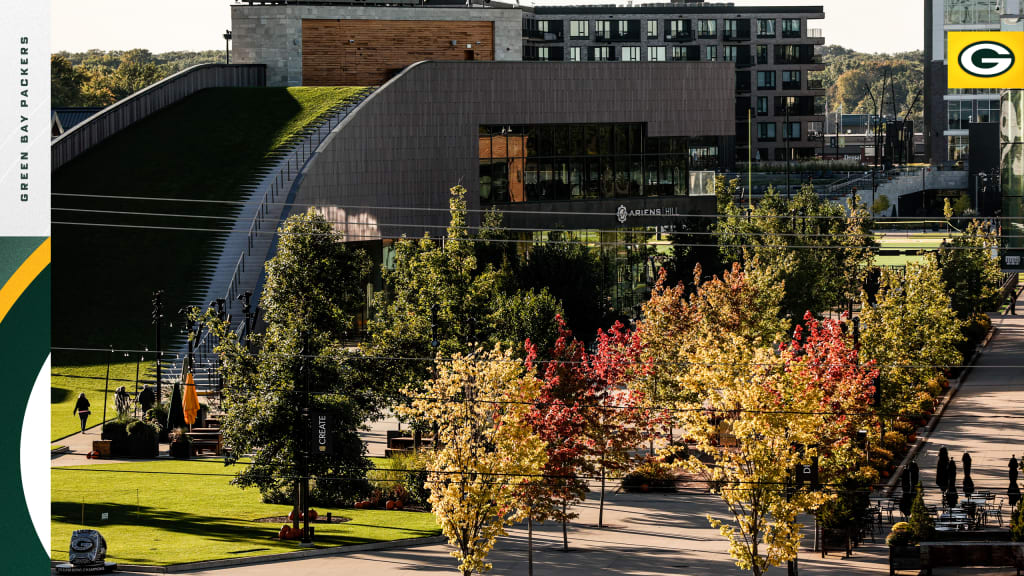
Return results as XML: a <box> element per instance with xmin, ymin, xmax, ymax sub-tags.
<box><xmin>705</xmin><ymin>45</ymin><xmax>718</xmax><ymax>62</ymax></box>
<box><xmin>595</xmin><ymin>20</ymin><xmax>610</xmax><ymax>40</ymax></box>
<box><xmin>698</xmin><ymin>19</ymin><xmax>717</xmax><ymax>39</ymax></box>
<box><xmin>757</xmin><ymin>18</ymin><xmax>776</xmax><ymax>38</ymax></box>
<box><xmin>722</xmin><ymin>46</ymin><xmax>737</xmax><ymax>62</ymax></box>
<box><xmin>478</xmin><ymin>123</ymin><xmax>709</xmax><ymax>204</ymax></box>
<box><xmin>948</xmin><ymin>100</ymin><xmax>970</xmax><ymax>130</ymax></box>
<box><xmin>537</xmin><ymin>47</ymin><xmax>549</xmax><ymax>61</ymax></box>
<box><xmin>782</xmin><ymin>18</ymin><xmax>801</xmax><ymax>38</ymax></box>
<box><xmin>947</xmin><ymin>135</ymin><xmax>969</xmax><ymax>162</ymax></box>
<box><xmin>757</xmin><ymin>96</ymin><xmax>769</xmax><ymax>115</ymax></box>
<box><xmin>622</xmin><ymin>46</ymin><xmax>641</xmax><ymax>62</ymax></box>
<box><xmin>537</xmin><ymin>20</ymin><xmax>549</xmax><ymax>33</ymax></box>
<box><xmin>775</xmin><ymin>44</ymin><xmax>803</xmax><ymax>64</ymax></box>
<box><xmin>648</xmin><ymin>46</ymin><xmax>666</xmax><ymax>61</ymax></box>
<box><xmin>944</xmin><ymin>0</ymin><xmax>1000</xmax><ymax>25</ymax></box>
<box><xmin>668</xmin><ymin>19</ymin><xmax>690</xmax><ymax>40</ymax></box>
<box><xmin>591</xmin><ymin>46</ymin><xmax>612</xmax><ymax>61</ymax></box>
<box><xmin>569</xmin><ymin>46</ymin><xmax>582</xmax><ymax>62</ymax></box>
<box><xmin>756</xmin><ymin>45</ymin><xmax>769</xmax><ymax>65</ymax></box>
<box><xmin>758</xmin><ymin>122</ymin><xmax>777</xmax><ymax>141</ymax></box>
<box><xmin>784</xmin><ymin>121</ymin><xmax>801</xmax><ymax>140</ymax></box>
<box><xmin>570</xmin><ymin>20</ymin><xmax>589</xmax><ymax>38</ymax></box>
<box><xmin>618</xmin><ymin>20</ymin><xmax>630</xmax><ymax>37</ymax></box>
<box><xmin>647</xmin><ymin>20</ymin><xmax>658</xmax><ymax>38</ymax></box>
<box><xmin>671</xmin><ymin>46</ymin><xmax>684</xmax><ymax>61</ymax></box>
<box><xmin>782</xmin><ymin>70</ymin><xmax>802</xmax><ymax>90</ymax></box>
<box><xmin>757</xmin><ymin>70</ymin><xmax>776</xmax><ymax>89</ymax></box>
<box><xmin>977</xmin><ymin>99</ymin><xmax>1000</xmax><ymax>123</ymax></box>
<box><xmin>723</xmin><ymin>19</ymin><xmax>737</xmax><ymax>39</ymax></box>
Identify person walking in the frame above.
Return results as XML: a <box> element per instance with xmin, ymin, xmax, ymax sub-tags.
<box><xmin>74</xmin><ymin>393</ymin><xmax>91</xmax><ymax>434</ymax></box>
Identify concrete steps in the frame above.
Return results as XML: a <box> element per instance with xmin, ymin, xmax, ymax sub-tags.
<box><xmin>154</xmin><ymin>88</ymin><xmax>375</xmax><ymax>394</ymax></box>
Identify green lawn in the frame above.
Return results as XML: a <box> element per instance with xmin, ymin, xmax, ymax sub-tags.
<box><xmin>52</xmin><ymin>86</ymin><xmax>366</xmax><ymax>359</ymax></box>
<box><xmin>51</xmin><ymin>86</ymin><xmax>365</xmax><ymax>440</ymax></box>
<box><xmin>51</xmin><ymin>459</ymin><xmax>439</xmax><ymax>566</ymax></box>
<box><xmin>51</xmin><ymin>359</ymin><xmax>155</xmax><ymax>441</ymax></box>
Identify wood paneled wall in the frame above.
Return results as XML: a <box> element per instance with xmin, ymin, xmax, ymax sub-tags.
<box><xmin>302</xmin><ymin>19</ymin><xmax>494</xmax><ymax>86</ymax></box>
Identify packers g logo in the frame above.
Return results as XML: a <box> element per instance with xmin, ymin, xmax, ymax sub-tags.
<box><xmin>959</xmin><ymin>41</ymin><xmax>1015</xmax><ymax>78</ymax></box>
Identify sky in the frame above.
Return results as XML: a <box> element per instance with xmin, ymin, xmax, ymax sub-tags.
<box><xmin>51</xmin><ymin>0</ymin><xmax>924</xmax><ymax>55</ymax></box>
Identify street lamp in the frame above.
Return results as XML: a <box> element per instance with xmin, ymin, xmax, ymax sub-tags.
<box><xmin>223</xmin><ymin>30</ymin><xmax>232</xmax><ymax>64</ymax></box>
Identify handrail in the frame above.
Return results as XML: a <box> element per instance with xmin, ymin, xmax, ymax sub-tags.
<box><xmin>181</xmin><ymin>88</ymin><xmax>375</xmax><ymax>377</ymax></box>
<box><xmin>52</xmin><ymin>63</ymin><xmax>267</xmax><ymax>171</ymax></box>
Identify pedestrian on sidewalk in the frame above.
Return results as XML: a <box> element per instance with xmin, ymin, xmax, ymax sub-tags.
<box><xmin>74</xmin><ymin>393</ymin><xmax>91</xmax><ymax>434</ymax></box>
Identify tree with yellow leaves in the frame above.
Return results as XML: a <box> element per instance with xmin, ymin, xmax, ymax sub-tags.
<box><xmin>641</xmin><ymin>263</ymin><xmax>876</xmax><ymax>576</ymax></box>
<box><xmin>400</xmin><ymin>346</ymin><xmax>547</xmax><ymax>576</ymax></box>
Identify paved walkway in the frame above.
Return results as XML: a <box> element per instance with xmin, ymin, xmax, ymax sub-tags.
<box><xmin>54</xmin><ymin>296</ymin><xmax>1024</xmax><ymax>574</ymax></box>
<box><xmin>911</xmin><ymin>301</ymin><xmax>1024</xmax><ymax>515</ymax></box>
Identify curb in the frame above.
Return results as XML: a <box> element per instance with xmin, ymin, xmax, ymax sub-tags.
<box><xmin>883</xmin><ymin>324</ymin><xmax>997</xmax><ymax>497</ymax></box>
<box><xmin>51</xmin><ymin>535</ymin><xmax>446</xmax><ymax>574</ymax></box>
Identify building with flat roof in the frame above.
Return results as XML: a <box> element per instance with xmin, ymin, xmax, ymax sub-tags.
<box><xmin>231</xmin><ymin>0</ymin><xmax>824</xmax><ymax>167</ymax></box>
<box><xmin>520</xmin><ymin>2</ymin><xmax>825</xmax><ymax>166</ymax></box>
<box><xmin>924</xmin><ymin>0</ymin><xmax>1001</xmax><ymax>165</ymax></box>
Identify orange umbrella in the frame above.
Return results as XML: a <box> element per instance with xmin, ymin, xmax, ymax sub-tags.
<box><xmin>183</xmin><ymin>372</ymin><xmax>200</xmax><ymax>428</ymax></box>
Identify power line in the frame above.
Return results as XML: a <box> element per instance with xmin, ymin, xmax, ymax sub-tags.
<box><xmin>51</xmin><ymin>220</ymin><xmax>1006</xmax><ymax>251</ymax></box>
<box><xmin>51</xmin><ymin>191</ymin><xmax>1024</xmax><ymax>221</ymax></box>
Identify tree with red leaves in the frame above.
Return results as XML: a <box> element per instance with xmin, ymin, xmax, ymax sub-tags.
<box><xmin>518</xmin><ymin>318</ymin><xmax>597</xmax><ymax>569</ymax></box>
<box><xmin>587</xmin><ymin>320</ymin><xmax>648</xmax><ymax>529</ymax></box>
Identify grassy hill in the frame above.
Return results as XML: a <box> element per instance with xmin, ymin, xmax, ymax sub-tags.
<box><xmin>51</xmin><ymin>86</ymin><xmax>364</xmax><ymax>440</ymax></box>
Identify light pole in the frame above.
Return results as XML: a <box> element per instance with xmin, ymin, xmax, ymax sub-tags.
<box><xmin>223</xmin><ymin>30</ymin><xmax>232</xmax><ymax>64</ymax></box>
<box><xmin>152</xmin><ymin>290</ymin><xmax>164</xmax><ymax>403</ymax></box>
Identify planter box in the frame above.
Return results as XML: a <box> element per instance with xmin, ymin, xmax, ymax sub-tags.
<box><xmin>91</xmin><ymin>440</ymin><xmax>111</xmax><ymax>457</ymax></box>
<box><xmin>889</xmin><ymin>545</ymin><xmax>920</xmax><ymax>575</ymax></box>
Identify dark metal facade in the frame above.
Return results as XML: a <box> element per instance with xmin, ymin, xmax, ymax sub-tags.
<box><xmin>294</xmin><ymin>60</ymin><xmax>734</xmax><ymax>240</ymax></box>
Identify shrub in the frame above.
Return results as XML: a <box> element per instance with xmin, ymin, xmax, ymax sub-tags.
<box><xmin>957</xmin><ymin>313</ymin><xmax>991</xmax><ymax>362</ymax></box>
<box><xmin>886</xmin><ymin>522</ymin><xmax>913</xmax><ymax>547</ymax></box>
<box><xmin>370</xmin><ymin>453</ymin><xmax>431</xmax><ymax>509</ymax></box>
<box><xmin>621</xmin><ymin>458</ymin><xmax>676</xmax><ymax>492</ymax></box>
<box><xmin>924</xmin><ymin>376</ymin><xmax>945</xmax><ymax>398</ymax></box>
<box><xmin>1012</xmin><ymin>502</ymin><xmax>1024</xmax><ymax>542</ymax></box>
<box><xmin>126</xmin><ymin>420</ymin><xmax>159</xmax><ymax>458</ymax></box>
<box><xmin>907</xmin><ymin>483</ymin><xmax>934</xmax><ymax>543</ymax></box>
<box><xmin>882</xmin><ymin>431</ymin><xmax>907</xmax><ymax>451</ymax></box>
<box><xmin>891</xmin><ymin>420</ymin><xmax>915</xmax><ymax>435</ymax></box>
<box><xmin>310</xmin><ymin>476</ymin><xmax>371</xmax><ymax>507</ymax></box>
<box><xmin>869</xmin><ymin>447</ymin><xmax>895</xmax><ymax>470</ymax></box>
<box><xmin>101</xmin><ymin>420</ymin><xmax>131</xmax><ymax>456</ymax></box>
<box><xmin>169</xmin><ymin>428</ymin><xmax>192</xmax><ymax>459</ymax></box>
<box><xmin>144</xmin><ymin>403</ymin><xmax>170</xmax><ymax>443</ymax></box>
<box><xmin>818</xmin><ymin>473</ymin><xmax>872</xmax><ymax>531</ymax></box>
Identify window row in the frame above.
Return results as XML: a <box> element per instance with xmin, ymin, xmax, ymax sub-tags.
<box><xmin>947</xmin><ymin>99</ymin><xmax>1000</xmax><ymax>130</ymax></box>
<box><xmin>755</xmin><ymin>121</ymin><xmax>803</xmax><ymax>141</ymax></box>
<box><xmin>561</xmin><ymin>17</ymin><xmax>802</xmax><ymax>40</ymax></box>
<box><xmin>480</xmin><ymin>124</ymin><xmax>710</xmax><ymax>158</ymax></box>
<box><xmin>481</xmin><ymin>155</ymin><xmax>705</xmax><ymax>204</ymax></box>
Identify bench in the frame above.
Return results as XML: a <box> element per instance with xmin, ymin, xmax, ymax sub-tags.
<box><xmin>187</xmin><ymin>431</ymin><xmax>222</xmax><ymax>455</ymax></box>
<box><xmin>920</xmin><ymin>542</ymin><xmax>1024</xmax><ymax>576</ymax></box>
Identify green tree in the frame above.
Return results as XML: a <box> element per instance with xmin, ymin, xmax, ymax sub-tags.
<box><xmin>364</xmin><ymin>186</ymin><xmax>561</xmax><ymax>404</ymax></box>
<box><xmin>860</xmin><ymin>257</ymin><xmax>963</xmax><ymax>419</ymax></box>
<box><xmin>907</xmin><ymin>483</ymin><xmax>934</xmax><ymax>543</ymax></box>
<box><xmin>206</xmin><ymin>209</ymin><xmax>375</xmax><ymax>508</ymax></box>
<box><xmin>51</xmin><ymin>54</ymin><xmax>88</xmax><ymax>107</ymax></box>
<box><xmin>937</xmin><ymin>219</ymin><xmax>1002</xmax><ymax>318</ymax></box>
<box><xmin>716</xmin><ymin>185</ymin><xmax>876</xmax><ymax>319</ymax></box>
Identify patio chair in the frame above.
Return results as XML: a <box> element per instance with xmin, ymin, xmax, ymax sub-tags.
<box><xmin>989</xmin><ymin>498</ymin><xmax>1005</xmax><ymax>527</ymax></box>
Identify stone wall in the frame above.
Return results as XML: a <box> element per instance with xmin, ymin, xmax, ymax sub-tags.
<box><xmin>231</xmin><ymin>4</ymin><xmax>522</xmax><ymax>86</ymax></box>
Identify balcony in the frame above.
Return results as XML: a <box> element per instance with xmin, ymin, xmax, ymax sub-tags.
<box><xmin>724</xmin><ymin>31</ymin><xmax>750</xmax><ymax>41</ymax></box>
<box><xmin>524</xmin><ymin>29</ymin><xmax>563</xmax><ymax>42</ymax></box>
<box><xmin>664</xmin><ymin>31</ymin><xmax>694</xmax><ymax>42</ymax></box>
<box><xmin>807</xmin><ymin>79</ymin><xmax>824</xmax><ymax>90</ymax></box>
<box><xmin>782</xmin><ymin>30</ymin><xmax>802</xmax><ymax>39</ymax></box>
<box><xmin>782</xmin><ymin>80</ymin><xmax>801</xmax><ymax>91</ymax></box>
<box><xmin>758</xmin><ymin>134</ymin><xmax>777</xmax><ymax>143</ymax></box>
<box><xmin>595</xmin><ymin>31</ymin><xmax>640</xmax><ymax>42</ymax></box>
<box><xmin>697</xmin><ymin>30</ymin><xmax>718</xmax><ymax>40</ymax></box>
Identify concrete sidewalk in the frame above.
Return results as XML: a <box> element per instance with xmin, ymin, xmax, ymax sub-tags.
<box><xmin>911</xmin><ymin>301</ymin><xmax>1024</xmax><ymax>512</ymax></box>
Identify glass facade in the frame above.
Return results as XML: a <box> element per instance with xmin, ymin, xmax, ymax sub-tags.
<box><xmin>478</xmin><ymin>123</ymin><xmax>720</xmax><ymax>205</ymax></box>
<box><xmin>1001</xmin><ymin>91</ymin><xmax>1024</xmax><ymax>252</ymax></box>
<box><xmin>944</xmin><ymin>0</ymin><xmax>999</xmax><ymax>25</ymax></box>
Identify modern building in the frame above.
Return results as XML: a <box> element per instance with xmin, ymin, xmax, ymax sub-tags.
<box><xmin>520</xmin><ymin>2</ymin><xmax>825</xmax><ymax>166</ymax></box>
<box><xmin>231</xmin><ymin>0</ymin><xmax>825</xmax><ymax>167</ymax></box>
<box><xmin>924</xmin><ymin>0</ymin><xmax>1002</xmax><ymax>165</ymax></box>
